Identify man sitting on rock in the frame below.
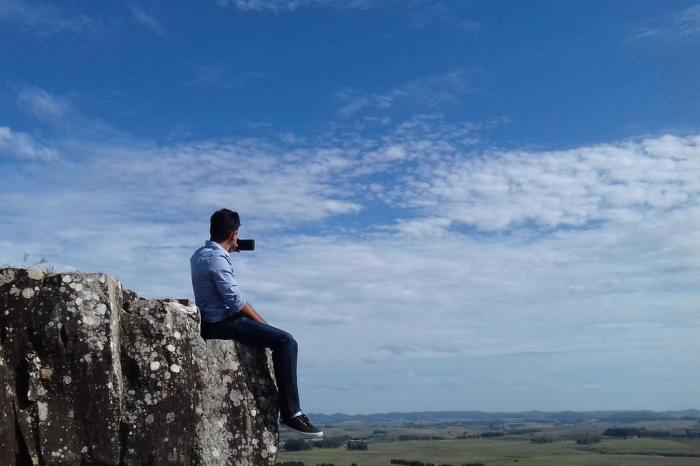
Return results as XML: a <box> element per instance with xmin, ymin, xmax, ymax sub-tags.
<box><xmin>190</xmin><ymin>208</ymin><xmax>323</xmax><ymax>438</ymax></box>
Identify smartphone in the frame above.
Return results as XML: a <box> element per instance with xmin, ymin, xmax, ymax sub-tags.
<box><xmin>233</xmin><ymin>239</ymin><xmax>255</xmax><ymax>252</ymax></box>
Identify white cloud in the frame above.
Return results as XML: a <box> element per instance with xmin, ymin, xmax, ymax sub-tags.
<box><xmin>337</xmin><ymin>71</ymin><xmax>471</xmax><ymax>119</ymax></box>
<box><xmin>128</xmin><ymin>3</ymin><xmax>166</xmax><ymax>37</ymax></box>
<box><xmin>0</xmin><ymin>126</ymin><xmax>57</xmax><ymax>161</ymax></box>
<box><xmin>215</xmin><ymin>0</ymin><xmax>377</xmax><ymax>13</ymax></box>
<box><xmin>675</xmin><ymin>4</ymin><xmax>700</xmax><ymax>38</ymax></box>
<box><xmin>214</xmin><ymin>0</ymin><xmax>481</xmax><ymax>35</ymax></box>
<box><xmin>14</xmin><ymin>87</ymin><xmax>129</xmax><ymax>139</ymax></box>
<box><xmin>390</xmin><ymin>134</ymin><xmax>700</xmax><ymax>234</ymax></box>
<box><xmin>2</xmin><ymin>119</ymin><xmax>699</xmax><ymax>412</ymax></box>
<box><xmin>240</xmin><ymin>206</ymin><xmax>700</xmax><ymax>367</ymax></box>
<box><xmin>0</xmin><ymin>0</ymin><xmax>93</xmax><ymax>35</ymax></box>
<box><xmin>17</xmin><ymin>87</ymin><xmax>72</xmax><ymax>121</ymax></box>
<box><xmin>630</xmin><ymin>4</ymin><xmax>700</xmax><ymax>43</ymax></box>
<box><xmin>0</xmin><ymin>134</ymin><xmax>365</xmax><ymax>282</ymax></box>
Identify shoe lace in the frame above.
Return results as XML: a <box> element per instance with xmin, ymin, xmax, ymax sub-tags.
<box><xmin>297</xmin><ymin>414</ymin><xmax>310</xmax><ymax>425</ymax></box>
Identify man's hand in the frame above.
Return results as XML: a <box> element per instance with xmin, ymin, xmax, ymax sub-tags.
<box><xmin>239</xmin><ymin>302</ymin><xmax>267</xmax><ymax>324</ymax></box>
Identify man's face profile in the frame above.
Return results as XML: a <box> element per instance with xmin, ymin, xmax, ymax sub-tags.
<box><xmin>228</xmin><ymin>230</ymin><xmax>239</xmax><ymax>252</ymax></box>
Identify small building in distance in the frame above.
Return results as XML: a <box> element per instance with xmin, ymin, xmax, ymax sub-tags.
<box><xmin>347</xmin><ymin>439</ymin><xmax>368</xmax><ymax>450</ymax></box>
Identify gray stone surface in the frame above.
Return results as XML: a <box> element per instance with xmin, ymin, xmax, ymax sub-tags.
<box><xmin>0</xmin><ymin>268</ymin><xmax>279</xmax><ymax>465</ymax></box>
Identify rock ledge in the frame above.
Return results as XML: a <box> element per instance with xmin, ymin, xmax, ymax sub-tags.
<box><xmin>0</xmin><ymin>268</ymin><xmax>279</xmax><ymax>465</ymax></box>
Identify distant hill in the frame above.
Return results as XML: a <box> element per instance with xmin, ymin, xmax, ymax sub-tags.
<box><xmin>308</xmin><ymin>409</ymin><xmax>700</xmax><ymax>426</ymax></box>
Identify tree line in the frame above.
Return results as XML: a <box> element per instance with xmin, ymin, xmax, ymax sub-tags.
<box><xmin>603</xmin><ymin>427</ymin><xmax>700</xmax><ymax>439</ymax></box>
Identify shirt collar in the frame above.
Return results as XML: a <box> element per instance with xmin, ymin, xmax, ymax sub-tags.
<box><xmin>205</xmin><ymin>240</ymin><xmax>230</xmax><ymax>257</ymax></box>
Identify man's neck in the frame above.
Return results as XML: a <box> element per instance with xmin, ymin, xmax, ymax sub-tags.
<box><xmin>211</xmin><ymin>239</ymin><xmax>232</xmax><ymax>253</ymax></box>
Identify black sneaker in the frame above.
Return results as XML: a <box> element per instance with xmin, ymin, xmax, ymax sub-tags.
<box><xmin>280</xmin><ymin>413</ymin><xmax>324</xmax><ymax>438</ymax></box>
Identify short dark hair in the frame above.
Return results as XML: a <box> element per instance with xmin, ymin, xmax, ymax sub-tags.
<box><xmin>210</xmin><ymin>209</ymin><xmax>240</xmax><ymax>242</ymax></box>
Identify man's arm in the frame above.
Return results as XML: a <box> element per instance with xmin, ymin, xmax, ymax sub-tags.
<box><xmin>209</xmin><ymin>256</ymin><xmax>267</xmax><ymax>324</ymax></box>
<box><xmin>238</xmin><ymin>302</ymin><xmax>266</xmax><ymax>324</ymax></box>
<box><xmin>209</xmin><ymin>256</ymin><xmax>251</xmax><ymax>316</ymax></box>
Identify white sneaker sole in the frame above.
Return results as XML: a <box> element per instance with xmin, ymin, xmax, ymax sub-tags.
<box><xmin>280</xmin><ymin>422</ymin><xmax>324</xmax><ymax>438</ymax></box>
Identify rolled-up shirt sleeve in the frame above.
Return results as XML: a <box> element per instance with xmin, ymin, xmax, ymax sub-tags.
<box><xmin>209</xmin><ymin>256</ymin><xmax>247</xmax><ymax>314</ymax></box>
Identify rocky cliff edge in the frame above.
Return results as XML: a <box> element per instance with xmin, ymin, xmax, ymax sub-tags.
<box><xmin>0</xmin><ymin>267</ymin><xmax>279</xmax><ymax>466</ymax></box>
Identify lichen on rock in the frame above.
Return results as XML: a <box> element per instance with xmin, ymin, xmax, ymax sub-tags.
<box><xmin>0</xmin><ymin>268</ymin><xmax>279</xmax><ymax>466</ymax></box>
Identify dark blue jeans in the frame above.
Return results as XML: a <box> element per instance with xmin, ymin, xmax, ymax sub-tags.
<box><xmin>200</xmin><ymin>315</ymin><xmax>301</xmax><ymax>420</ymax></box>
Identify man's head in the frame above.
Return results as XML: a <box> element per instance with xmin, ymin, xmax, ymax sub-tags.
<box><xmin>210</xmin><ymin>209</ymin><xmax>240</xmax><ymax>245</ymax></box>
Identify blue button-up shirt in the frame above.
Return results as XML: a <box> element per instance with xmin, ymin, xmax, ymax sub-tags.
<box><xmin>190</xmin><ymin>240</ymin><xmax>247</xmax><ymax>323</ymax></box>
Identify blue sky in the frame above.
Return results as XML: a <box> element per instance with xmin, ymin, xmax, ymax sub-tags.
<box><xmin>1</xmin><ymin>0</ymin><xmax>700</xmax><ymax>414</ymax></box>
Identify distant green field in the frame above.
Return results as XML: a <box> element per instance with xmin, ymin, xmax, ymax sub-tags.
<box><xmin>278</xmin><ymin>438</ymin><xmax>700</xmax><ymax>465</ymax></box>
<box><xmin>277</xmin><ymin>422</ymin><xmax>700</xmax><ymax>466</ymax></box>
<box><xmin>277</xmin><ymin>438</ymin><xmax>700</xmax><ymax>465</ymax></box>
<box><xmin>580</xmin><ymin>437</ymin><xmax>700</xmax><ymax>456</ymax></box>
